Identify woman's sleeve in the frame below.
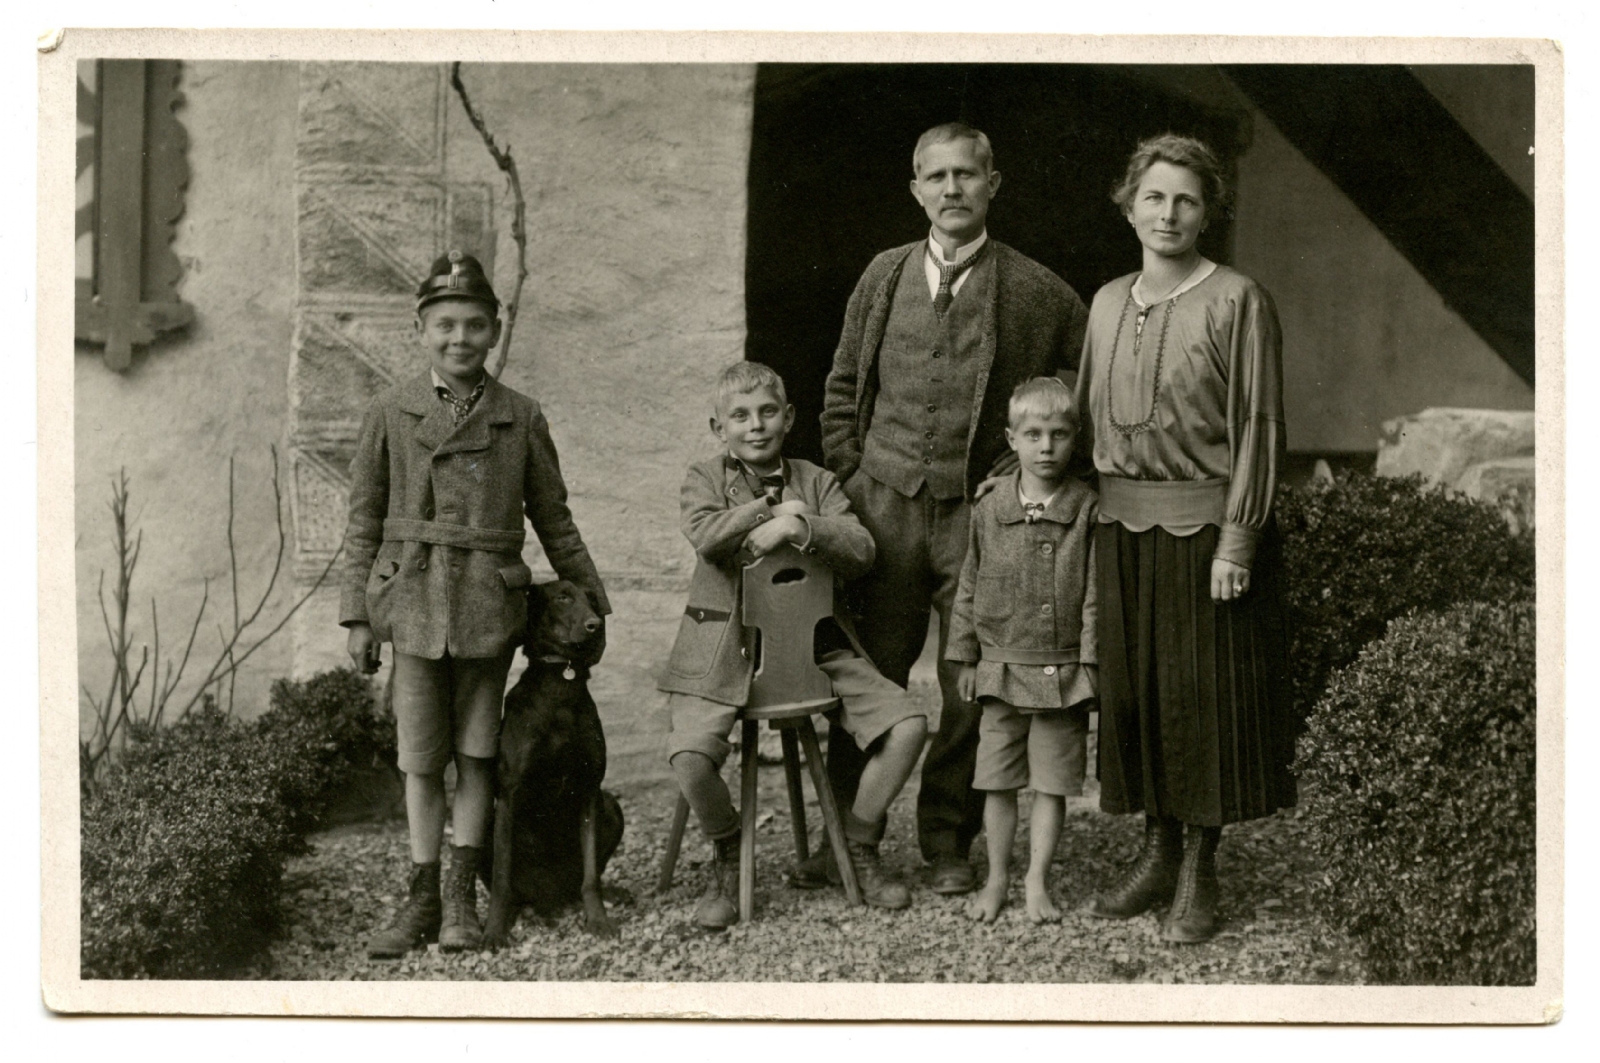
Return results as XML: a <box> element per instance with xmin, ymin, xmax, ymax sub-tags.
<box><xmin>1071</xmin><ymin>318</ymin><xmax>1098</xmax><ymax>476</ymax></box>
<box><xmin>1217</xmin><ymin>283</ymin><xmax>1287</xmax><ymax>570</ymax></box>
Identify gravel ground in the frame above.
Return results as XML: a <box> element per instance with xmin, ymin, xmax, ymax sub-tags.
<box><xmin>247</xmin><ymin>760</ymin><xmax>1364</xmax><ymax>985</ymax></box>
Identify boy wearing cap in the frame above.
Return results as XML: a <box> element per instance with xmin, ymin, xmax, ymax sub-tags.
<box><xmin>342</xmin><ymin>251</ymin><xmax>610</xmax><ymax>957</ymax></box>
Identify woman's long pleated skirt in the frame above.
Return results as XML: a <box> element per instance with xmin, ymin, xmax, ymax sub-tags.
<box><xmin>1095</xmin><ymin>520</ymin><xmax>1297</xmax><ymax>826</ymax></box>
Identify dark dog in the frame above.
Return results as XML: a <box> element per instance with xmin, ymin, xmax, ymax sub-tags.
<box><xmin>480</xmin><ymin>579</ymin><xmax>623</xmax><ymax>945</ymax></box>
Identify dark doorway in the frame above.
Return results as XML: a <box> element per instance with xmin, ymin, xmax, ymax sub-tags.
<box><xmin>744</xmin><ymin>64</ymin><xmax>1252</xmax><ymax>464</ymax></box>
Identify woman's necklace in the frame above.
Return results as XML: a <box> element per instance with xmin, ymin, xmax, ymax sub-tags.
<box><xmin>1131</xmin><ymin>258</ymin><xmax>1203</xmax><ymax>338</ymax></box>
<box><xmin>1106</xmin><ymin>288</ymin><xmax>1178</xmax><ymax>437</ymax></box>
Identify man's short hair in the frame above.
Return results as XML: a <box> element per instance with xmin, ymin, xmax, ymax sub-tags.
<box><xmin>1008</xmin><ymin>376</ymin><xmax>1077</xmax><ymax>429</ymax></box>
<box><xmin>714</xmin><ymin>361</ymin><xmax>788</xmax><ymax>413</ymax></box>
<box><xmin>913</xmin><ymin>122</ymin><xmax>995</xmax><ymax>176</ymax></box>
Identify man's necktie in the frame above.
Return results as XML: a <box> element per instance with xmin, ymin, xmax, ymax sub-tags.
<box><xmin>931</xmin><ymin>243</ymin><xmax>987</xmax><ymax>318</ymax></box>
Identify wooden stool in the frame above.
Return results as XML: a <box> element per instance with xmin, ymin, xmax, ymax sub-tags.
<box><xmin>657</xmin><ymin>545</ymin><xmax>863</xmax><ymax>916</ymax></box>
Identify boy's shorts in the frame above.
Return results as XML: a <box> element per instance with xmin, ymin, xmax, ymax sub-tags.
<box><xmin>666</xmin><ymin>649</ymin><xmax>925</xmax><ymax>769</ymax></box>
<box><xmin>392</xmin><ymin>649</ymin><xmax>515</xmax><ymax>774</ymax></box>
<box><xmin>973</xmin><ymin>699</ymin><xmax>1089</xmax><ymax>796</ymax></box>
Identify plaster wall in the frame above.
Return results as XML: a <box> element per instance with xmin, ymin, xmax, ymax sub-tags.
<box><xmin>75</xmin><ymin>62</ymin><xmax>300</xmax><ymax>728</ymax></box>
<box><xmin>1229</xmin><ymin>96</ymin><xmax>1533</xmax><ymax>453</ymax></box>
<box><xmin>285</xmin><ymin>63</ymin><xmax>757</xmax><ymax>782</ymax></box>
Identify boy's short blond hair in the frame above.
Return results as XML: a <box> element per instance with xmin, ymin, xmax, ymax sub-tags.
<box><xmin>1008</xmin><ymin>376</ymin><xmax>1078</xmax><ymax>429</ymax></box>
<box><xmin>714</xmin><ymin>361</ymin><xmax>788</xmax><ymax>413</ymax></box>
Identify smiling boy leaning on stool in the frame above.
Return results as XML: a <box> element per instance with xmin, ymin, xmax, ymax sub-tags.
<box><xmin>659</xmin><ymin>361</ymin><xmax>929</xmax><ymax>929</ymax></box>
<box><xmin>341</xmin><ymin>252</ymin><xmax>609</xmax><ymax>957</ymax></box>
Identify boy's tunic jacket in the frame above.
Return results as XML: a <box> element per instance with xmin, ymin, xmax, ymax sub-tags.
<box><xmin>947</xmin><ymin>473</ymin><xmax>1099</xmax><ymax>708</ymax></box>
<box><xmin>340</xmin><ymin>371</ymin><xmax>610</xmax><ymax>659</ymax></box>
<box><xmin>660</xmin><ymin>456</ymin><xmax>874</xmax><ymax>707</ymax></box>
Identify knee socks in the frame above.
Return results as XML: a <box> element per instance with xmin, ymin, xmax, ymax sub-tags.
<box><xmin>671</xmin><ymin>751</ymin><xmax>740</xmax><ymax>840</ymax></box>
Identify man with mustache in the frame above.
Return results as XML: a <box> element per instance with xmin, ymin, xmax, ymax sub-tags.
<box><xmin>808</xmin><ymin>123</ymin><xmax>1089</xmax><ymax>895</ymax></box>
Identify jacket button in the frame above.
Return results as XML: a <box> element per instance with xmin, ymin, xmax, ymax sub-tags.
<box><xmin>424</xmin><ymin>507</ymin><xmax>434</xmax><ymax>519</ymax></box>
<box><xmin>931</xmin><ymin>349</ymin><xmax>942</xmax><ymax>358</ymax></box>
<box><xmin>695</xmin><ymin>609</ymin><xmax>705</xmax><ymax>621</ymax></box>
<box><xmin>923</xmin><ymin>457</ymin><xmax>932</xmax><ymax>464</ymax></box>
<box><xmin>925</xmin><ymin>431</ymin><xmax>935</xmax><ymax>440</ymax></box>
<box><xmin>1040</xmin><ymin>603</ymin><xmax>1052</xmax><ymax>615</ymax></box>
<box><xmin>1044</xmin><ymin>665</ymin><xmax>1057</xmax><ymax>676</ymax></box>
<box><xmin>1041</xmin><ymin>543</ymin><xmax>1054</xmax><ymax>555</ymax></box>
<box><xmin>740</xmin><ymin>647</ymin><xmax>749</xmax><ymax>659</ymax></box>
<box><xmin>927</xmin><ymin>403</ymin><xmax>937</xmax><ymax>413</ymax></box>
<box><xmin>728</xmin><ymin>487</ymin><xmax>739</xmax><ymax>498</ymax></box>
<box><xmin>417</xmin><ymin>558</ymin><xmax>427</xmax><ymax>571</ymax></box>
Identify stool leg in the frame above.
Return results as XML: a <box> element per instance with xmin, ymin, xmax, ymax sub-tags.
<box><xmin>779</xmin><ymin>725</ymin><xmax>809</xmax><ymax>863</ymax></box>
<box><xmin>740</xmin><ymin>718</ymin><xmax>759</xmax><ymax>921</ymax></box>
<box><xmin>797</xmin><ymin>717</ymin><xmax>862</xmax><ymax>906</ymax></box>
<box><xmin>657</xmin><ymin>793</ymin><xmax>691</xmax><ymax>893</ymax></box>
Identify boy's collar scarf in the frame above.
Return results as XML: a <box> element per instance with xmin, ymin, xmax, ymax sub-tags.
<box><xmin>723</xmin><ymin>454</ymin><xmax>787</xmax><ymax>505</ymax></box>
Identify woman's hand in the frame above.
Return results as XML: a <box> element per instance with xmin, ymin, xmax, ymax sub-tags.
<box><xmin>957</xmin><ymin>663</ymin><xmax>979</xmax><ymax>704</ymax></box>
<box><xmin>347</xmin><ymin>622</ymin><xmax>381</xmax><ymax>674</ymax></box>
<box><xmin>1210</xmin><ymin>558</ymin><xmax>1251</xmax><ymax>603</ymax></box>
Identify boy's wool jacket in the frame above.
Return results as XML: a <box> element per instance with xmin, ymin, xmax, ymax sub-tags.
<box><xmin>340</xmin><ymin>370</ymin><xmax>610</xmax><ymax>659</ymax></box>
<box><xmin>947</xmin><ymin>472</ymin><xmax>1099</xmax><ymax>669</ymax></box>
<box><xmin>659</xmin><ymin>455</ymin><xmax>874</xmax><ymax>707</ymax></box>
<box><xmin>821</xmin><ymin>240</ymin><xmax>1089</xmax><ymax>501</ymax></box>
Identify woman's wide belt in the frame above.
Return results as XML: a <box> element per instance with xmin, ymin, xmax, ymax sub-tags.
<box><xmin>1097</xmin><ymin>475</ymin><xmax>1228</xmax><ymax>530</ymax></box>
<box><xmin>382</xmin><ymin>518</ymin><xmax>525</xmax><ymax>552</ymax></box>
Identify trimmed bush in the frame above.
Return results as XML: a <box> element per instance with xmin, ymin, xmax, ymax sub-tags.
<box><xmin>1295</xmin><ymin>601</ymin><xmax>1536</xmax><ymax>984</ymax></box>
<box><xmin>1277</xmin><ymin>471</ymin><xmax>1535</xmax><ymax>716</ymax></box>
<box><xmin>81</xmin><ymin>669</ymin><xmax>382</xmax><ymax>979</ymax></box>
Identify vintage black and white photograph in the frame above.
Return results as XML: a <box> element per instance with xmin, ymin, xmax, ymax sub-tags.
<box><xmin>37</xmin><ymin>27</ymin><xmax>1560</xmax><ymax>1021</ymax></box>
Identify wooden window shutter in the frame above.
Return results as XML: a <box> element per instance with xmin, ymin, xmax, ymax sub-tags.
<box><xmin>75</xmin><ymin>59</ymin><xmax>194</xmax><ymax>371</ymax></box>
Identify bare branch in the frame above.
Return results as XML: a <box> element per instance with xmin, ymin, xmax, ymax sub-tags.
<box><xmin>449</xmin><ymin>62</ymin><xmax>529</xmax><ymax>379</ymax></box>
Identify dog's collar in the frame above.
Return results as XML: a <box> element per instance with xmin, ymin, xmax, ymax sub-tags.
<box><xmin>534</xmin><ymin>653</ymin><xmax>580</xmax><ymax>680</ymax></box>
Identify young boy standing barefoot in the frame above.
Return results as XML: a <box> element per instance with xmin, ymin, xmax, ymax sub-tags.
<box><xmin>947</xmin><ymin>377</ymin><xmax>1098</xmax><ymax>923</ymax></box>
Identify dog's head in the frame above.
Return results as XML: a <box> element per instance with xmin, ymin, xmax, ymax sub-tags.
<box><xmin>524</xmin><ymin>579</ymin><xmax>605</xmax><ymax>666</ymax></box>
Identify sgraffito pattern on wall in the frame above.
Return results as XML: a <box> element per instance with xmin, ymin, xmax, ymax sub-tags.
<box><xmin>290</xmin><ymin>62</ymin><xmax>494</xmax><ymax>583</ymax></box>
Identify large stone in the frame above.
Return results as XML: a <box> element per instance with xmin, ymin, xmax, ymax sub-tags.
<box><xmin>1375</xmin><ymin>407</ymin><xmax>1534</xmax><ymax>488</ymax></box>
<box><xmin>1457</xmin><ymin>456</ymin><xmax>1536</xmax><ymax>535</ymax></box>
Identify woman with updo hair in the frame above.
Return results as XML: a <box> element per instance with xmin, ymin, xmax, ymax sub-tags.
<box><xmin>1074</xmin><ymin>133</ymin><xmax>1295</xmax><ymax>943</ymax></box>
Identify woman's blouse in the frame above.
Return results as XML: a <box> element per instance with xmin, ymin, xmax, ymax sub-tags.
<box><xmin>1074</xmin><ymin>262</ymin><xmax>1285</xmax><ymax>569</ymax></box>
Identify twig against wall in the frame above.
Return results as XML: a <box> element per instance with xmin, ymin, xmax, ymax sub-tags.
<box><xmin>449</xmin><ymin>62</ymin><xmax>528</xmax><ymax>380</ymax></box>
<box><xmin>79</xmin><ymin>449</ymin><xmax>343</xmax><ymax>793</ymax></box>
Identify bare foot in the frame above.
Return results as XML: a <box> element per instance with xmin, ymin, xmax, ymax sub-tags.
<box><xmin>966</xmin><ymin>879</ymin><xmax>1008</xmax><ymax>922</ymax></box>
<box><xmin>1024</xmin><ymin>879</ymin><xmax>1060</xmax><ymax>923</ymax></box>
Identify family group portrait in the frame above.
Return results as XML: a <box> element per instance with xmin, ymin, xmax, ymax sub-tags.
<box><xmin>44</xmin><ymin>32</ymin><xmax>1555</xmax><ymax>1021</ymax></box>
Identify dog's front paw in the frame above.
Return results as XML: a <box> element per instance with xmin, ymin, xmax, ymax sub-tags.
<box><xmin>481</xmin><ymin>918</ymin><xmax>510</xmax><ymax>951</ymax></box>
<box><xmin>584</xmin><ymin>910</ymin><xmax>620</xmax><ymax>938</ymax></box>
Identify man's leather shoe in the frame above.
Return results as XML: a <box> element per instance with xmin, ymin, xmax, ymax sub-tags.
<box><xmin>928</xmin><ymin>854</ymin><xmax>976</xmax><ymax>895</ymax></box>
<box><xmin>366</xmin><ymin>861</ymin><xmax>442</xmax><ymax>959</ymax></box>
<box><xmin>847</xmin><ymin>841</ymin><xmax>911</xmax><ymax>910</ymax></box>
<box><xmin>787</xmin><ymin>847</ymin><xmax>842</xmax><ymax>890</ymax></box>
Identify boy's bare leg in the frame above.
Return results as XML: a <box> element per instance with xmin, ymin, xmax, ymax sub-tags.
<box><xmin>968</xmin><ymin>790</ymin><xmax>1016</xmax><ymax>922</ymax></box>
<box><xmin>1025</xmin><ymin>793</ymin><xmax>1065</xmax><ymax>923</ymax></box>
<box><xmin>850</xmin><ymin>716</ymin><xmax>928</xmax><ymax>825</ymax></box>
<box><xmin>405</xmin><ymin>771</ymin><xmax>448</xmax><ymax>863</ymax></box>
<box><xmin>451</xmin><ymin>754</ymin><xmax>495</xmax><ymax>847</ymax></box>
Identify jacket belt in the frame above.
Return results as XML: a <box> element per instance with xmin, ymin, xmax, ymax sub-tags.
<box><xmin>979</xmin><ymin>646</ymin><xmax>1081</xmax><ymax>665</ymax></box>
<box><xmin>1098</xmin><ymin>476</ymin><xmax>1228</xmax><ymax>529</ymax></box>
<box><xmin>382</xmin><ymin>518</ymin><xmax>525</xmax><ymax>552</ymax></box>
